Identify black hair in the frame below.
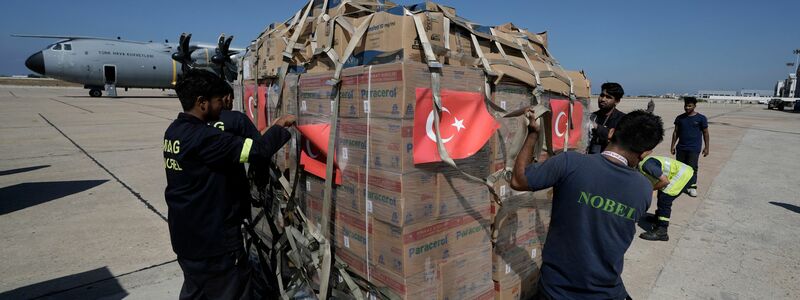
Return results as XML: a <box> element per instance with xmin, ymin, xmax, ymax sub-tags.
<box><xmin>610</xmin><ymin>110</ymin><xmax>664</xmax><ymax>153</ymax></box>
<box><xmin>683</xmin><ymin>96</ymin><xmax>698</xmax><ymax>105</ymax></box>
<box><xmin>601</xmin><ymin>82</ymin><xmax>625</xmax><ymax>101</ymax></box>
<box><xmin>174</xmin><ymin>69</ymin><xmax>230</xmax><ymax>111</ymax></box>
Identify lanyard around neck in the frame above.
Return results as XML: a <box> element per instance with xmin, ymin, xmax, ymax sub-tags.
<box><xmin>601</xmin><ymin>150</ymin><xmax>629</xmax><ymax>167</ymax></box>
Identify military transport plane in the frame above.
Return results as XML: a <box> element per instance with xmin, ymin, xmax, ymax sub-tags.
<box><xmin>15</xmin><ymin>34</ymin><xmax>242</xmax><ymax>97</ymax></box>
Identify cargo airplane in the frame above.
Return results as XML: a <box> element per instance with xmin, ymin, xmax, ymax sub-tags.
<box><xmin>15</xmin><ymin>34</ymin><xmax>242</xmax><ymax>97</ymax></box>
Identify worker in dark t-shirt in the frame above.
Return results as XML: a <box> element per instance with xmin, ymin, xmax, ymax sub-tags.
<box><xmin>670</xmin><ymin>96</ymin><xmax>709</xmax><ymax>197</ymax></box>
<box><xmin>588</xmin><ymin>82</ymin><xmax>627</xmax><ymax>154</ymax></box>
<box><xmin>511</xmin><ymin>110</ymin><xmax>665</xmax><ymax>300</ymax></box>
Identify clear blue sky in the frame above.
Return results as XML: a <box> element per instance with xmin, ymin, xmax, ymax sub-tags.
<box><xmin>1</xmin><ymin>0</ymin><xmax>798</xmax><ymax>95</ymax></box>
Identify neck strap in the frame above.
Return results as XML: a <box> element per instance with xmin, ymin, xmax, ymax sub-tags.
<box><xmin>601</xmin><ymin>150</ymin><xmax>629</xmax><ymax>167</ymax></box>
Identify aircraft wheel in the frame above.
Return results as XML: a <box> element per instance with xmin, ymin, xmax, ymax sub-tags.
<box><xmin>89</xmin><ymin>89</ymin><xmax>102</xmax><ymax>97</ymax></box>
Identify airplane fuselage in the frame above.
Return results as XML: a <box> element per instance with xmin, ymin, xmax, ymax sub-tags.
<box><xmin>28</xmin><ymin>39</ymin><xmax>187</xmax><ymax>89</ymax></box>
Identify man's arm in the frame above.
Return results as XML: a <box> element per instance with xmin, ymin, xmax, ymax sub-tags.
<box><xmin>510</xmin><ymin>109</ymin><xmax>540</xmax><ymax>191</ymax></box>
<box><xmin>653</xmin><ymin>175</ymin><xmax>670</xmax><ymax>190</ymax></box>
<box><xmin>702</xmin><ymin>127</ymin><xmax>710</xmax><ymax>157</ymax></box>
<box><xmin>670</xmin><ymin>126</ymin><xmax>679</xmax><ymax>155</ymax></box>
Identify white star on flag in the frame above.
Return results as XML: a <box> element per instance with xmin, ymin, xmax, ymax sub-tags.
<box><xmin>451</xmin><ymin>117</ymin><xmax>466</xmax><ymax>132</ymax></box>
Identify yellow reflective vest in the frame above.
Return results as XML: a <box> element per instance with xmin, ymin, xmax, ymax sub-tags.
<box><xmin>638</xmin><ymin>156</ymin><xmax>694</xmax><ymax>196</ymax></box>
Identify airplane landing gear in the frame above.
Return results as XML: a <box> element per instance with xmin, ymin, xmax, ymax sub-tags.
<box><xmin>89</xmin><ymin>89</ymin><xmax>102</xmax><ymax>97</ymax></box>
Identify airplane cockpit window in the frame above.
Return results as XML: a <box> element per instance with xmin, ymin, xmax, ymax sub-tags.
<box><xmin>52</xmin><ymin>44</ymin><xmax>62</xmax><ymax>50</ymax></box>
<box><xmin>64</xmin><ymin>44</ymin><xmax>72</xmax><ymax>51</ymax></box>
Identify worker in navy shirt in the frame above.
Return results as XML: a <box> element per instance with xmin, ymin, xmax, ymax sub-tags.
<box><xmin>669</xmin><ymin>96</ymin><xmax>709</xmax><ymax>197</ymax></box>
<box><xmin>163</xmin><ymin>69</ymin><xmax>295</xmax><ymax>300</ymax></box>
<box><xmin>511</xmin><ymin>110</ymin><xmax>665</xmax><ymax>300</ymax></box>
<box><xmin>587</xmin><ymin>82</ymin><xmax>627</xmax><ymax>154</ymax></box>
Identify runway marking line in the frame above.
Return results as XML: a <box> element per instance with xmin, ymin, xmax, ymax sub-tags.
<box><xmin>49</xmin><ymin>98</ymin><xmax>94</xmax><ymax>113</ymax></box>
<box><xmin>38</xmin><ymin>113</ymin><xmax>167</xmax><ymax>222</ymax></box>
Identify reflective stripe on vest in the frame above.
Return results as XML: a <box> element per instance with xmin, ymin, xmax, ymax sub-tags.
<box><xmin>640</xmin><ymin>156</ymin><xmax>694</xmax><ymax>196</ymax></box>
<box><xmin>240</xmin><ymin>138</ymin><xmax>253</xmax><ymax>163</ymax></box>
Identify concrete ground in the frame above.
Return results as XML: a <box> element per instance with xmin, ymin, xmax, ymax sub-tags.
<box><xmin>0</xmin><ymin>87</ymin><xmax>798</xmax><ymax>299</ymax></box>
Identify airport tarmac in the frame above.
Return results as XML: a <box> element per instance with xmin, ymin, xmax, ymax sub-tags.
<box><xmin>0</xmin><ymin>86</ymin><xmax>798</xmax><ymax>299</ymax></box>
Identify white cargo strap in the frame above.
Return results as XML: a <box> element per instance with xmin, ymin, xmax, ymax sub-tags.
<box><xmin>443</xmin><ymin>17</ymin><xmax>451</xmax><ymax>51</ymax></box>
<box><xmin>281</xmin><ymin>5</ymin><xmax>305</xmax><ymax>37</ymax></box>
<box><xmin>489</xmin><ymin>28</ymin><xmax>512</xmax><ymax>63</ymax></box>
<box><xmin>318</xmin><ymin>17</ymin><xmax>372</xmax><ymax>299</ymax></box>
<box><xmin>407</xmin><ymin>10</ymin><xmax>443</xmax><ymax>68</ymax></box>
<box><xmin>515</xmin><ymin>38</ymin><xmax>543</xmax><ymax>87</ymax></box>
<box><xmin>332</xmin><ymin>14</ymin><xmax>373</xmax><ymax>82</ymax></box>
<box><xmin>363</xmin><ymin>65</ymin><xmax>373</xmax><ymax>281</ymax></box>
<box><xmin>283</xmin><ymin>0</ymin><xmax>315</xmax><ymax>60</ymax></box>
<box><xmin>471</xmin><ymin>33</ymin><xmax>496</xmax><ymax>76</ymax></box>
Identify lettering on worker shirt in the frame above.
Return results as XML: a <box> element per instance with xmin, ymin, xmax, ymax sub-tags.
<box><xmin>163</xmin><ymin>139</ymin><xmax>182</xmax><ymax>171</ymax></box>
<box><xmin>577</xmin><ymin>191</ymin><xmax>636</xmax><ymax>220</ymax></box>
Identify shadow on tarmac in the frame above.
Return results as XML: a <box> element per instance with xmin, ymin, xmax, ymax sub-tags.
<box><xmin>0</xmin><ymin>267</ymin><xmax>128</xmax><ymax>300</ymax></box>
<box><xmin>769</xmin><ymin>201</ymin><xmax>800</xmax><ymax>214</ymax></box>
<box><xmin>0</xmin><ymin>180</ymin><xmax>108</xmax><ymax>215</ymax></box>
<box><xmin>0</xmin><ymin>165</ymin><xmax>50</xmax><ymax>176</ymax></box>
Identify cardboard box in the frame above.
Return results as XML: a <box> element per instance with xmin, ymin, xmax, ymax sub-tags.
<box><xmin>492</xmin><ymin>228</ymin><xmax>544</xmax><ymax>283</ymax></box>
<box><xmin>334</xmin><ymin>208</ymin><xmax>373</xmax><ymax>277</ymax></box>
<box><xmin>336</xmin><ymin>167</ymin><xmax>366</xmax><ymax>216</ymax></box>
<box><xmin>297</xmin><ymin>69</ymin><xmax>361</xmax><ymax>118</ymax></box>
<box><xmin>439</xmin><ymin>245</ymin><xmax>495</xmax><ymax>300</ymax></box>
<box><xmin>370</xmin><ymin>207</ymin><xmax>492</xmax><ymax>277</ymax></box>
<box><xmin>490</xmin><ymin>83</ymin><xmax>534</xmax><ymax>163</ymax></box>
<box><xmin>369</xmin><ymin>246</ymin><xmax>495</xmax><ymax>300</ymax></box>
<box><xmin>356</xmin><ymin>61</ymin><xmax>485</xmax><ymax>119</ymax></box>
<box><xmin>493</xmin><ymin>276</ymin><xmax>539</xmax><ymax>300</ymax></box>
<box><xmin>366</xmin><ymin>169</ymin><xmax>437</xmax><ymax>226</ymax></box>
<box><xmin>350</xmin><ymin>11</ymin><xmax>447</xmax><ymax>67</ymax></box>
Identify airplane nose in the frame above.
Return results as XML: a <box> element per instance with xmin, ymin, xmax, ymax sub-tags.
<box><xmin>25</xmin><ymin>51</ymin><xmax>45</xmax><ymax>75</ymax></box>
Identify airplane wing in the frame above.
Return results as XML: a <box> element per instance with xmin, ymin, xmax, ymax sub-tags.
<box><xmin>191</xmin><ymin>43</ymin><xmax>244</xmax><ymax>55</ymax></box>
<box><xmin>12</xmin><ymin>34</ymin><xmax>149</xmax><ymax>44</ymax></box>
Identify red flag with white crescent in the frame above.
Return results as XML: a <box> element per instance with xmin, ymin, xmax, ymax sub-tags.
<box><xmin>550</xmin><ymin>99</ymin><xmax>583</xmax><ymax>151</ymax></box>
<box><xmin>244</xmin><ymin>84</ymin><xmax>256</xmax><ymax>123</ymax></box>
<box><xmin>297</xmin><ymin>124</ymin><xmax>342</xmax><ymax>184</ymax></box>
<box><xmin>412</xmin><ymin>88</ymin><xmax>499</xmax><ymax>164</ymax></box>
<box><xmin>256</xmin><ymin>84</ymin><xmax>268</xmax><ymax>131</ymax></box>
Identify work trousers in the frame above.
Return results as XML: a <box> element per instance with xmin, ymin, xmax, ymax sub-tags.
<box><xmin>178</xmin><ymin>249</ymin><xmax>270</xmax><ymax>300</ymax></box>
<box><xmin>675</xmin><ymin>150</ymin><xmax>699</xmax><ymax>188</ymax></box>
<box><xmin>655</xmin><ymin>191</ymin><xmax>679</xmax><ymax>227</ymax></box>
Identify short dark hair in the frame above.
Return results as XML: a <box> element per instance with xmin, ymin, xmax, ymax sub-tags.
<box><xmin>174</xmin><ymin>69</ymin><xmax>230</xmax><ymax>111</ymax></box>
<box><xmin>610</xmin><ymin>110</ymin><xmax>664</xmax><ymax>153</ymax></box>
<box><xmin>601</xmin><ymin>82</ymin><xmax>625</xmax><ymax>101</ymax></box>
<box><xmin>683</xmin><ymin>96</ymin><xmax>698</xmax><ymax>105</ymax></box>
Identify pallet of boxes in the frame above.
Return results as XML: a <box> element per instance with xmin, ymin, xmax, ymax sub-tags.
<box><xmin>239</xmin><ymin>1</ymin><xmax>591</xmax><ymax>299</ymax></box>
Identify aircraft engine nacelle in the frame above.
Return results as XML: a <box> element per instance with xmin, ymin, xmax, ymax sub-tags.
<box><xmin>172</xmin><ymin>33</ymin><xmax>238</xmax><ymax>82</ymax></box>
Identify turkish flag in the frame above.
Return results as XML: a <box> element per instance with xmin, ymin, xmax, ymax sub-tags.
<box><xmin>550</xmin><ymin>99</ymin><xmax>583</xmax><ymax>151</ymax></box>
<box><xmin>256</xmin><ymin>84</ymin><xmax>268</xmax><ymax>131</ymax></box>
<box><xmin>297</xmin><ymin>124</ymin><xmax>342</xmax><ymax>184</ymax></box>
<box><xmin>413</xmin><ymin>88</ymin><xmax>499</xmax><ymax>164</ymax></box>
<box><xmin>243</xmin><ymin>83</ymin><xmax>256</xmax><ymax>124</ymax></box>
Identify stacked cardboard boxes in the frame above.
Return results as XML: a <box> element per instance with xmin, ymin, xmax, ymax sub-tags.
<box><xmin>245</xmin><ymin>2</ymin><xmax>592</xmax><ymax>299</ymax></box>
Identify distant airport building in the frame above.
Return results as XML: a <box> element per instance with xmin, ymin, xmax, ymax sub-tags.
<box><xmin>697</xmin><ymin>90</ymin><xmax>737</xmax><ymax>98</ymax></box>
<box><xmin>739</xmin><ymin>89</ymin><xmax>773</xmax><ymax>97</ymax></box>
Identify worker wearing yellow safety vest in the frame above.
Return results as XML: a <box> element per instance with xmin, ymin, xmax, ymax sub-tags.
<box><xmin>637</xmin><ymin>155</ymin><xmax>694</xmax><ymax>241</ymax></box>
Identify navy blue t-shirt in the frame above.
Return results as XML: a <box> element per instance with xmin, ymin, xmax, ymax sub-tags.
<box><xmin>674</xmin><ymin>113</ymin><xmax>708</xmax><ymax>152</ymax></box>
<box><xmin>525</xmin><ymin>152</ymin><xmax>652</xmax><ymax>299</ymax></box>
<box><xmin>640</xmin><ymin>159</ymin><xmax>663</xmax><ymax>179</ymax></box>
